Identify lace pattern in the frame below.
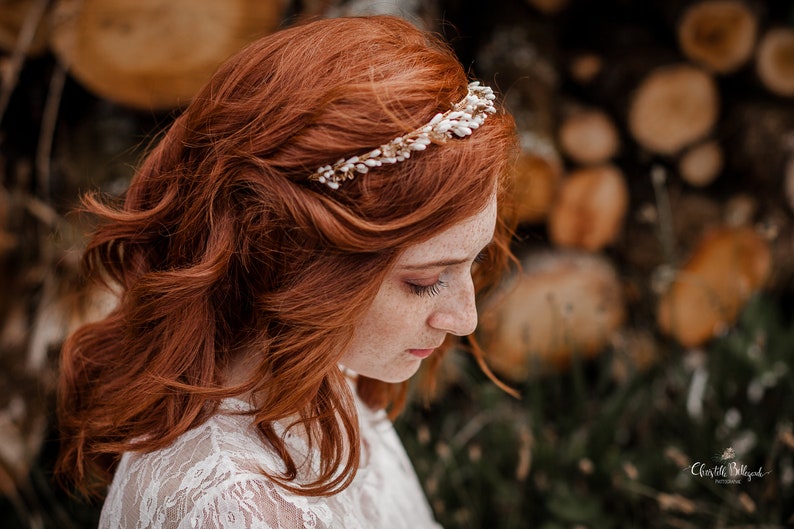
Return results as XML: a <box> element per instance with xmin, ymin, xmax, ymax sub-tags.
<box><xmin>99</xmin><ymin>393</ymin><xmax>441</xmax><ymax>529</ymax></box>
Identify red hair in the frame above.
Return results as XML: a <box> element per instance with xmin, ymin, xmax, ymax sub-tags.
<box><xmin>56</xmin><ymin>15</ymin><xmax>517</xmax><ymax>498</ymax></box>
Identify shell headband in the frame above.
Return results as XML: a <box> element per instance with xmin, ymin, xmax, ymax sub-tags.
<box><xmin>310</xmin><ymin>82</ymin><xmax>497</xmax><ymax>189</ymax></box>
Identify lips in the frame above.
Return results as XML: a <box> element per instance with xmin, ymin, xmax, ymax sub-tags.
<box><xmin>408</xmin><ymin>348</ymin><xmax>435</xmax><ymax>359</ymax></box>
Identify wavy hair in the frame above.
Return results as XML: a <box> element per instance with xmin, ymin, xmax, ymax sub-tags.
<box><xmin>56</xmin><ymin>15</ymin><xmax>517</xmax><ymax>498</ymax></box>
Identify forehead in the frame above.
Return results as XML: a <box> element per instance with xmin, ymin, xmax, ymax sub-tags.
<box><xmin>397</xmin><ymin>194</ymin><xmax>498</xmax><ymax>264</ymax></box>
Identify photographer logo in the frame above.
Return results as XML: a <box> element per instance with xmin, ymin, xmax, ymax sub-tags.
<box><xmin>685</xmin><ymin>447</ymin><xmax>772</xmax><ymax>485</ymax></box>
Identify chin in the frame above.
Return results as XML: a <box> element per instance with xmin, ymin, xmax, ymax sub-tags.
<box><xmin>361</xmin><ymin>364</ymin><xmax>421</xmax><ymax>384</ymax></box>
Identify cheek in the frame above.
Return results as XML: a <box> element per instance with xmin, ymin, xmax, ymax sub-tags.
<box><xmin>357</xmin><ymin>284</ymin><xmax>428</xmax><ymax>341</ymax></box>
<box><xmin>361</xmin><ymin>299</ymin><xmax>409</xmax><ymax>337</ymax></box>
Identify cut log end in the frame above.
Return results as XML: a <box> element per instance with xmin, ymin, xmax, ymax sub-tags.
<box><xmin>558</xmin><ymin>108</ymin><xmax>620</xmax><ymax>165</ymax></box>
<box><xmin>526</xmin><ymin>0</ymin><xmax>570</xmax><ymax>15</ymax></box>
<box><xmin>511</xmin><ymin>150</ymin><xmax>562</xmax><ymax>225</ymax></box>
<box><xmin>657</xmin><ymin>226</ymin><xmax>772</xmax><ymax>348</ymax></box>
<box><xmin>678</xmin><ymin>140</ymin><xmax>723</xmax><ymax>187</ymax></box>
<box><xmin>677</xmin><ymin>0</ymin><xmax>758</xmax><ymax>74</ymax></box>
<box><xmin>756</xmin><ymin>28</ymin><xmax>794</xmax><ymax>98</ymax></box>
<box><xmin>548</xmin><ymin>164</ymin><xmax>629</xmax><ymax>251</ymax></box>
<box><xmin>50</xmin><ymin>0</ymin><xmax>286</xmax><ymax>110</ymax></box>
<box><xmin>568</xmin><ymin>52</ymin><xmax>603</xmax><ymax>85</ymax></box>
<box><xmin>628</xmin><ymin>64</ymin><xmax>719</xmax><ymax>155</ymax></box>
<box><xmin>479</xmin><ymin>251</ymin><xmax>624</xmax><ymax>380</ymax></box>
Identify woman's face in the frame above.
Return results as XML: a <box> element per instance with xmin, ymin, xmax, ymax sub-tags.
<box><xmin>340</xmin><ymin>193</ymin><xmax>498</xmax><ymax>383</ymax></box>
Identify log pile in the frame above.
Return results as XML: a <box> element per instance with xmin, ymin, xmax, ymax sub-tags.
<box><xmin>472</xmin><ymin>0</ymin><xmax>793</xmax><ymax>379</ymax></box>
<box><xmin>0</xmin><ymin>0</ymin><xmax>793</xmax><ymax>484</ymax></box>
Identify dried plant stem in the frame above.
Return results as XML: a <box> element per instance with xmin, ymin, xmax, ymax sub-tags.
<box><xmin>427</xmin><ymin>407</ymin><xmax>526</xmax><ymax>485</ymax></box>
<box><xmin>22</xmin><ymin>193</ymin><xmax>63</xmax><ymax>229</ymax></box>
<box><xmin>651</xmin><ymin>165</ymin><xmax>677</xmax><ymax>264</ymax></box>
<box><xmin>0</xmin><ymin>0</ymin><xmax>50</xmax><ymax>125</ymax></box>
<box><xmin>36</xmin><ymin>62</ymin><xmax>67</xmax><ymax>199</ymax></box>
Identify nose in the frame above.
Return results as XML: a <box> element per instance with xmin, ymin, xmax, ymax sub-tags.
<box><xmin>427</xmin><ymin>275</ymin><xmax>478</xmax><ymax>336</ymax></box>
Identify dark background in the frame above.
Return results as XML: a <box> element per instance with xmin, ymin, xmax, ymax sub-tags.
<box><xmin>2</xmin><ymin>0</ymin><xmax>794</xmax><ymax>527</ymax></box>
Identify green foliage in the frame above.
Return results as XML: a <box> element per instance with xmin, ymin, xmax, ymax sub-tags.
<box><xmin>4</xmin><ymin>299</ymin><xmax>792</xmax><ymax>528</ymax></box>
<box><xmin>398</xmin><ymin>294</ymin><xmax>794</xmax><ymax>528</ymax></box>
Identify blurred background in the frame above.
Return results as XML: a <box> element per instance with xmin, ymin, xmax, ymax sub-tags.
<box><xmin>1</xmin><ymin>0</ymin><xmax>793</xmax><ymax>527</ymax></box>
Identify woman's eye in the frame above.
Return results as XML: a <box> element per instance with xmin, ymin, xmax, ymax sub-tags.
<box><xmin>408</xmin><ymin>280</ymin><xmax>448</xmax><ymax>297</ymax></box>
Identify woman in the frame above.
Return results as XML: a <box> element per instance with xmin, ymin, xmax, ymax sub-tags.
<box><xmin>56</xmin><ymin>15</ymin><xmax>517</xmax><ymax>529</ymax></box>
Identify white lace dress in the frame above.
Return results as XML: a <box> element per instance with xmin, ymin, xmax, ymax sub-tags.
<box><xmin>99</xmin><ymin>392</ymin><xmax>441</xmax><ymax>529</ymax></box>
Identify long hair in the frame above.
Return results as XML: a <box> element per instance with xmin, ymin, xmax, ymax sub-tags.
<box><xmin>56</xmin><ymin>15</ymin><xmax>517</xmax><ymax>498</ymax></box>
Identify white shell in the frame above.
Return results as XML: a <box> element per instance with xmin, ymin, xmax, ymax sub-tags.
<box><xmin>310</xmin><ymin>82</ymin><xmax>497</xmax><ymax>189</ymax></box>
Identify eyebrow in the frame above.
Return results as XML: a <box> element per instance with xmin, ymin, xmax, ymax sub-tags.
<box><xmin>397</xmin><ymin>239</ymin><xmax>495</xmax><ymax>271</ymax></box>
<box><xmin>397</xmin><ymin>257</ymin><xmax>471</xmax><ymax>271</ymax></box>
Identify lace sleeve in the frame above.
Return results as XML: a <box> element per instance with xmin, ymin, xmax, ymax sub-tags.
<box><xmin>100</xmin><ymin>396</ymin><xmax>439</xmax><ymax>529</ymax></box>
<box><xmin>99</xmin><ymin>406</ymin><xmax>335</xmax><ymax>529</ymax></box>
<box><xmin>184</xmin><ymin>478</ymin><xmax>330</xmax><ymax>529</ymax></box>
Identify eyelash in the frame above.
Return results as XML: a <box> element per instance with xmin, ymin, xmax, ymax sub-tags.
<box><xmin>407</xmin><ymin>251</ymin><xmax>488</xmax><ymax>297</ymax></box>
<box><xmin>409</xmin><ymin>279</ymin><xmax>448</xmax><ymax>297</ymax></box>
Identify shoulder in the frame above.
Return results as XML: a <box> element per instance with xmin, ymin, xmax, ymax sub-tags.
<box><xmin>129</xmin><ymin>399</ymin><xmax>283</xmax><ymax>479</ymax></box>
<box><xmin>183</xmin><ymin>476</ymin><xmax>333</xmax><ymax>529</ymax></box>
<box><xmin>99</xmin><ymin>400</ymin><xmax>333</xmax><ymax>529</ymax></box>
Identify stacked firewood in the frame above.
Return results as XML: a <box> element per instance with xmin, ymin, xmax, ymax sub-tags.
<box><xmin>1</xmin><ymin>0</ymin><xmax>792</xmax><ymax>380</ymax></box>
<box><xmin>0</xmin><ymin>1</ymin><xmax>793</xmax><ymax>513</ymax></box>
<box><xmin>473</xmin><ymin>0</ymin><xmax>794</xmax><ymax>380</ymax></box>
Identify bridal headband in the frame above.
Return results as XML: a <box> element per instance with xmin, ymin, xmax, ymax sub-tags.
<box><xmin>310</xmin><ymin>82</ymin><xmax>497</xmax><ymax>190</ymax></box>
